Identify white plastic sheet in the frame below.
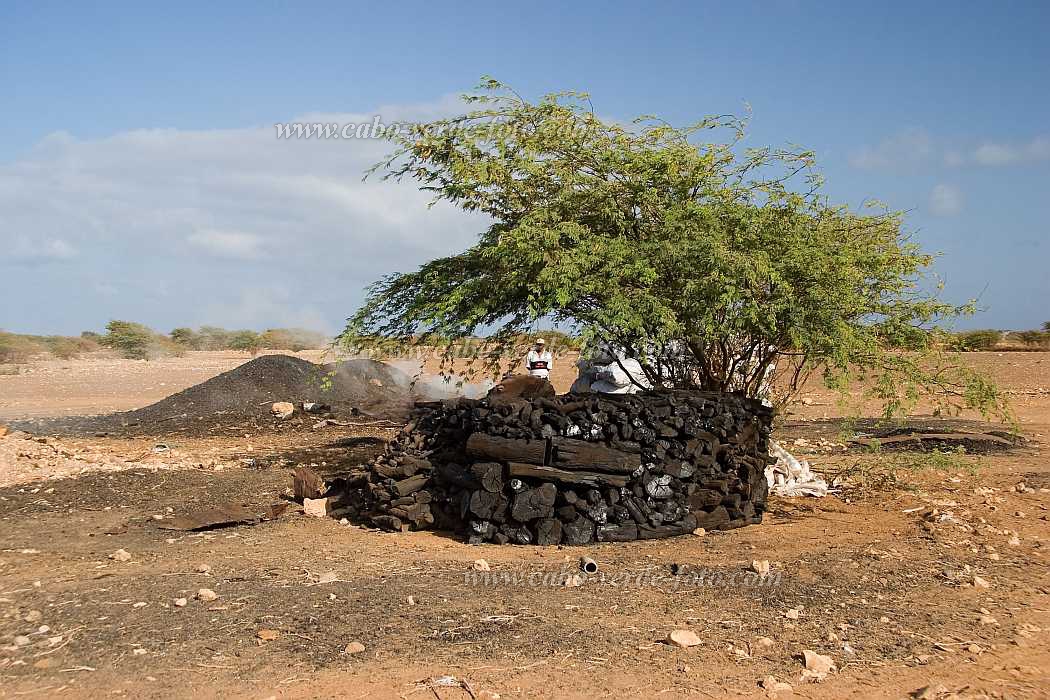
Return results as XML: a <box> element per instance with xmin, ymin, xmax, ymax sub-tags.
<box><xmin>765</xmin><ymin>439</ymin><xmax>830</xmax><ymax>497</ymax></box>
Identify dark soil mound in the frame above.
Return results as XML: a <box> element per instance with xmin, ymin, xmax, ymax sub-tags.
<box><xmin>13</xmin><ymin>355</ymin><xmax>414</xmax><ymax>436</ymax></box>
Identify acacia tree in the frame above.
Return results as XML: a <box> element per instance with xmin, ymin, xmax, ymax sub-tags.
<box><xmin>342</xmin><ymin>79</ymin><xmax>1005</xmax><ymax>419</ymax></box>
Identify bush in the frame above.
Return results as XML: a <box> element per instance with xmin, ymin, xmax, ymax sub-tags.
<box><xmin>100</xmin><ymin>320</ymin><xmax>157</xmax><ymax>359</ymax></box>
<box><xmin>197</xmin><ymin>326</ymin><xmax>235</xmax><ymax>350</ymax></box>
<box><xmin>948</xmin><ymin>329</ymin><xmax>1001</xmax><ymax>352</ymax></box>
<box><xmin>43</xmin><ymin>336</ymin><xmax>86</xmax><ymax>359</ymax></box>
<box><xmin>170</xmin><ymin>327</ymin><xmax>200</xmax><ymax>348</ymax></box>
<box><xmin>1017</xmin><ymin>330</ymin><xmax>1050</xmax><ymax>347</ymax></box>
<box><xmin>258</xmin><ymin>328</ymin><xmax>327</xmax><ymax>351</ymax></box>
<box><xmin>0</xmin><ymin>331</ymin><xmax>46</xmax><ymax>363</ymax></box>
<box><xmin>228</xmin><ymin>330</ymin><xmax>263</xmax><ymax>354</ymax></box>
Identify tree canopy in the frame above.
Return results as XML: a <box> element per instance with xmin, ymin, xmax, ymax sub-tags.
<box><xmin>342</xmin><ymin>79</ymin><xmax>1006</xmax><ymax>419</ymax></box>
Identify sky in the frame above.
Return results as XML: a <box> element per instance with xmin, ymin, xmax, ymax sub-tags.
<box><xmin>1</xmin><ymin>0</ymin><xmax>1048</xmax><ymax>335</ymax></box>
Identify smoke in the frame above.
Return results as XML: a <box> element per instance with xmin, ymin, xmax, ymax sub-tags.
<box><xmin>386</xmin><ymin>359</ymin><xmax>495</xmax><ymax>399</ymax></box>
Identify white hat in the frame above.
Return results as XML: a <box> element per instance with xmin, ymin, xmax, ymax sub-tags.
<box><xmin>535</xmin><ymin>338</ymin><xmax>546</xmax><ymax>345</ymax></box>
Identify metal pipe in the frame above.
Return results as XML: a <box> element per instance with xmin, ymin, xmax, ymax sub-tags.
<box><xmin>579</xmin><ymin>557</ymin><xmax>598</xmax><ymax>574</ymax></box>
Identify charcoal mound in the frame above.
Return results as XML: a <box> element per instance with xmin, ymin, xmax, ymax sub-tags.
<box><xmin>13</xmin><ymin>355</ymin><xmax>414</xmax><ymax>436</ymax></box>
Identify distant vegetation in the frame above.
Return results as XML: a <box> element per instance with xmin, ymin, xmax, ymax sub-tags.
<box><xmin>0</xmin><ymin>322</ymin><xmax>329</xmax><ymax>362</ymax></box>
<box><xmin>947</xmin><ymin>324</ymin><xmax>1050</xmax><ymax>352</ymax></box>
<box><xmin>0</xmin><ymin>331</ymin><xmax>100</xmax><ymax>363</ymax></box>
<box><xmin>947</xmin><ymin>329</ymin><xmax>1002</xmax><ymax>352</ymax></box>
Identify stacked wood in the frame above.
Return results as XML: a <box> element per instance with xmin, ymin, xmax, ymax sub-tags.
<box><xmin>331</xmin><ymin>390</ymin><xmax>775</xmax><ymax>544</ymax></box>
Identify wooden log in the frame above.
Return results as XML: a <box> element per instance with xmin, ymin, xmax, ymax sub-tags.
<box><xmin>507</xmin><ymin>462</ymin><xmax>628</xmax><ymax>488</ymax></box>
<box><xmin>293</xmin><ymin>466</ymin><xmax>325</xmax><ymax>501</ymax></box>
<box><xmin>597</xmin><ymin>523</ymin><xmax>639</xmax><ymax>542</ymax></box>
<box><xmin>398</xmin><ymin>455</ymin><xmax>431</xmax><ymax>477</ymax></box>
<box><xmin>693</xmin><ymin>505</ymin><xmax>730</xmax><ymax>530</ymax></box>
<box><xmin>466</xmin><ymin>433</ymin><xmax>549</xmax><ymax>465</ymax></box>
<box><xmin>849</xmin><ymin>432</ymin><xmax>1013</xmax><ymax>447</ymax></box>
<box><xmin>550</xmin><ymin>438</ymin><xmax>641</xmax><ymax>474</ymax></box>
<box><xmin>535</xmin><ymin>518</ymin><xmax>562</xmax><ymax>546</ymax></box>
<box><xmin>393</xmin><ymin>474</ymin><xmax>429</xmax><ymax>497</ymax></box>
<box><xmin>469</xmin><ymin>461</ymin><xmax>504</xmax><ymax>493</ymax></box>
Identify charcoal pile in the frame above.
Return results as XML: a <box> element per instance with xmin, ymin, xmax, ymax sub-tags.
<box><xmin>13</xmin><ymin>355</ymin><xmax>414</xmax><ymax>436</ymax></box>
<box><xmin>330</xmin><ymin>390</ymin><xmax>775</xmax><ymax>545</ymax></box>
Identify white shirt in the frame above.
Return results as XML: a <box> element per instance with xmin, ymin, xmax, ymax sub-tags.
<box><xmin>526</xmin><ymin>349</ymin><xmax>552</xmax><ymax>379</ymax></box>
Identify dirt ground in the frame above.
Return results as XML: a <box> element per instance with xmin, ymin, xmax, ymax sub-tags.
<box><xmin>0</xmin><ymin>351</ymin><xmax>1048</xmax><ymax>699</ymax></box>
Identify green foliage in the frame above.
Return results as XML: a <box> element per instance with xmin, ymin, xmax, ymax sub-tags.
<box><xmin>340</xmin><ymin>79</ymin><xmax>1006</xmax><ymax>420</ymax></box>
<box><xmin>1016</xmin><ymin>330</ymin><xmax>1050</xmax><ymax>347</ymax></box>
<box><xmin>170</xmin><ymin>327</ymin><xmax>199</xmax><ymax>347</ymax></box>
<box><xmin>43</xmin><ymin>336</ymin><xmax>96</xmax><ymax>359</ymax></box>
<box><xmin>228</xmin><ymin>330</ymin><xmax>263</xmax><ymax>354</ymax></box>
<box><xmin>1044</xmin><ymin>321</ymin><xmax>1050</xmax><ymax>332</ymax></box>
<box><xmin>100</xmin><ymin>320</ymin><xmax>157</xmax><ymax>359</ymax></box>
<box><xmin>0</xmin><ymin>331</ymin><xmax>46</xmax><ymax>363</ymax></box>
<box><xmin>947</xmin><ymin>329</ymin><xmax>1001</xmax><ymax>352</ymax></box>
<box><xmin>258</xmin><ymin>328</ymin><xmax>328</xmax><ymax>352</ymax></box>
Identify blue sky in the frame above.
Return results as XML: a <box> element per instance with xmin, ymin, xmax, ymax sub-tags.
<box><xmin>2</xmin><ymin>0</ymin><xmax>1047</xmax><ymax>334</ymax></box>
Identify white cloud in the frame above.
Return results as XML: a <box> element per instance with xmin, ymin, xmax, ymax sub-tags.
<box><xmin>854</xmin><ymin>131</ymin><xmax>1050</xmax><ymax>171</ymax></box>
<box><xmin>6</xmin><ymin>236</ymin><xmax>78</xmax><ymax>265</ymax></box>
<box><xmin>187</xmin><ymin>228</ymin><xmax>266</xmax><ymax>260</ymax></box>
<box><xmin>929</xmin><ymin>183</ymin><xmax>962</xmax><ymax>217</ymax></box>
<box><xmin>200</xmin><ymin>286</ymin><xmax>334</xmax><ymax>334</ymax></box>
<box><xmin>970</xmin><ymin>136</ymin><xmax>1050</xmax><ymax>167</ymax></box>
<box><xmin>849</xmin><ymin>128</ymin><xmax>932</xmax><ymax>170</ymax></box>
<box><xmin>0</xmin><ymin>97</ymin><xmax>487</xmax><ymax>332</ymax></box>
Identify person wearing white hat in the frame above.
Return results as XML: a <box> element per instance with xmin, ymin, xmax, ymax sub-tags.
<box><xmin>525</xmin><ymin>338</ymin><xmax>553</xmax><ymax>380</ymax></box>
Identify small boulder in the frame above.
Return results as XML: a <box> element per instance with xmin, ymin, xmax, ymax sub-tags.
<box><xmin>271</xmin><ymin>402</ymin><xmax>295</xmax><ymax>419</ymax></box>
<box><xmin>344</xmin><ymin>641</ymin><xmax>366</xmax><ymax>655</ymax></box>
<box><xmin>196</xmin><ymin>588</ymin><xmax>219</xmax><ymax>602</ymax></box>
<box><xmin>801</xmin><ymin>650</ymin><xmax>836</xmax><ymax>680</ymax></box>
<box><xmin>109</xmin><ymin>549</ymin><xmax>132</xmax><ymax>562</ymax></box>
<box><xmin>666</xmin><ymin>630</ymin><xmax>702</xmax><ymax>648</ymax></box>
<box><xmin>760</xmin><ymin>675</ymin><xmax>793</xmax><ymax>694</ymax></box>
<box><xmin>303</xmin><ymin>497</ymin><xmax>330</xmax><ymax>518</ymax></box>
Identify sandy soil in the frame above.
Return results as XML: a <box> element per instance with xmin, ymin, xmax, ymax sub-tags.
<box><xmin>0</xmin><ymin>351</ymin><xmax>1048</xmax><ymax>699</ymax></box>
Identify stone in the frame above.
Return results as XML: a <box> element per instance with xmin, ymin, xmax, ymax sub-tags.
<box><xmin>472</xmin><ymin>559</ymin><xmax>491</xmax><ymax>572</ymax></box>
<box><xmin>303</xmin><ymin>497</ymin><xmax>330</xmax><ymax>518</ymax></box>
<box><xmin>801</xmin><ymin>650</ymin><xmax>836</xmax><ymax>680</ymax></box>
<box><xmin>972</xmin><ymin>575</ymin><xmax>992</xmax><ymax>589</ymax></box>
<box><xmin>760</xmin><ymin>675</ymin><xmax>793</xmax><ymax>694</ymax></box>
<box><xmin>173</xmin><ymin>597</ymin><xmax>188</xmax><ymax>607</ymax></box>
<box><xmin>784</xmin><ymin>608</ymin><xmax>801</xmax><ymax>620</ymax></box>
<box><xmin>913</xmin><ymin>685</ymin><xmax>951</xmax><ymax>700</ymax></box>
<box><xmin>24</xmin><ymin>610</ymin><xmax>42</xmax><ymax>623</ymax></box>
<box><xmin>195</xmin><ymin>563</ymin><xmax>212</xmax><ymax>574</ymax></box>
<box><xmin>344</xmin><ymin>641</ymin><xmax>366</xmax><ymax>655</ymax></box>
<box><xmin>257</xmin><ymin>629</ymin><xmax>280</xmax><ymax>641</ymax></box>
<box><xmin>271</xmin><ymin>402</ymin><xmax>295</xmax><ymax>419</ymax></box>
<box><xmin>196</xmin><ymin>588</ymin><xmax>219</xmax><ymax>602</ymax></box>
<box><xmin>109</xmin><ymin>548</ymin><xmax>132</xmax><ymax>562</ymax></box>
<box><xmin>666</xmin><ymin>629</ymin><xmax>702</xmax><ymax>648</ymax></box>
<box><xmin>750</xmin><ymin>560</ymin><xmax>771</xmax><ymax>576</ymax></box>
<box><xmin>13</xmin><ymin>635</ymin><xmax>31</xmax><ymax>647</ymax></box>
<box><xmin>755</xmin><ymin>636</ymin><xmax>775</xmax><ymax>649</ymax></box>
